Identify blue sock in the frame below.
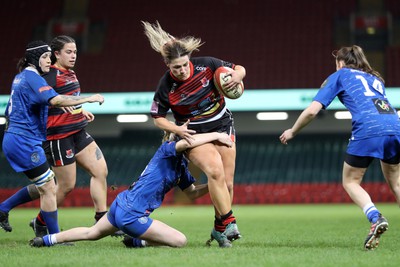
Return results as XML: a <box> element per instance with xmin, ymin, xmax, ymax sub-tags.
<box><xmin>0</xmin><ymin>186</ymin><xmax>33</xmax><ymax>213</ymax></box>
<box><xmin>42</xmin><ymin>234</ymin><xmax>54</xmax><ymax>246</ymax></box>
<box><xmin>133</xmin><ymin>238</ymin><xmax>144</xmax><ymax>247</ymax></box>
<box><xmin>363</xmin><ymin>203</ymin><xmax>380</xmax><ymax>223</ymax></box>
<box><xmin>369</xmin><ymin>211</ymin><xmax>380</xmax><ymax>224</ymax></box>
<box><xmin>40</xmin><ymin>210</ymin><xmax>59</xmax><ymax>234</ymax></box>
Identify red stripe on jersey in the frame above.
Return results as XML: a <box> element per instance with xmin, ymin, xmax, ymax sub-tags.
<box><xmin>168</xmin><ymin>67</ymin><xmax>224</xmax><ymax>122</ymax></box>
<box><xmin>48</xmin><ymin>129</ymin><xmax>82</xmax><ymax>141</ymax></box>
<box><xmin>45</xmin><ymin>66</ymin><xmax>87</xmax><ymax>139</ymax></box>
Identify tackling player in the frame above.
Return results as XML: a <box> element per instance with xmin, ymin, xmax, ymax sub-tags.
<box><xmin>30</xmin><ymin>129</ymin><xmax>232</xmax><ymax>248</ymax></box>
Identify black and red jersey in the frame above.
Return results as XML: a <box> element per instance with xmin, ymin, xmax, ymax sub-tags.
<box><xmin>43</xmin><ymin>66</ymin><xmax>88</xmax><ymax>140</ymax></box>
<box><xmin>151</xmin><ymin>57</ymin><xmax>235</xmax><ymax>124</ymax></box>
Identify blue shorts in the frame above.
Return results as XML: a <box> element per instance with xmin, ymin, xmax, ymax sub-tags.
<box><xmin>347</xmin><ymin>135</ymin><xmax>400</xmax><ymax>163</ymax></box>
<box><xmin>2</xmin><ymin>132</ymin><xmax>47</xmax><ymax>172</ymax></box>
<box><xmin>107</xmin><ymin>199</ymin><xmax>153</xmax><ymax>238</ymax></box>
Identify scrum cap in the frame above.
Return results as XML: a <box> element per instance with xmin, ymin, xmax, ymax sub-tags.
<box><xmin>25</xmin><ymin>40</ymin><xmax>51</xmax><ymax>73</ymax></box>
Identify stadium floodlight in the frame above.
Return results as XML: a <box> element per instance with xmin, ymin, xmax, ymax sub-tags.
<box><xmin>334</xmin><ymin>111</ymin><xmax>352</xmax><ymax>119</ymax></box>
<box><xmin>256</xmin><ymin>112</ymin><xmax>288</xmax><ymax>121</ymax></box>
<box><xmin>116</xmin><ymin>114</ymin><xmax>148</xmax><ymax>123</ymax></box>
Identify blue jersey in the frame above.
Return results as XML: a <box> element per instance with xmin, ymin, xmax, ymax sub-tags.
<box><xmin>313</xmin><ymin>68</ymin><xmax>400</xmax><ymax>140</ymax></box>
<box><xmin>5</xmin><ymin>67</ymin><xmax>58</xmax><ymax>141</ymax></box>
<box><xmin>116</xmin><ymin>141</ymin><xmax>196</xmax><ymax>216</ymax></box>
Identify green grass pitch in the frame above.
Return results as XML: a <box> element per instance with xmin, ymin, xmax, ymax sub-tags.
<box><xmin>1</xmin><ymin>204</ymin><xmax>399</xmax><ymax>267</ymax></box>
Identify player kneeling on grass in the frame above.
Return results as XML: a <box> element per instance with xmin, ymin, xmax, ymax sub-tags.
<box><xmin>30</xmin><ymin>127</ymin><xmax>232</xmax><ymax>248</ymax></box>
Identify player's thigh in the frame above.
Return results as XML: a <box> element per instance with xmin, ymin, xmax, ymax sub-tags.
<box><xmin>187</xmin><ymin>143</ymin><xmax>223</xmax><ymax>174</ymax></box>
<box><xmin>380</xmin><ymin>161</ymin><xmax>400</xmax><ymax>186</ymax></box>
<box><xmin>140</xmin><ymin>219</ymin><xmax>186</xmax><ymax>247</ymax></box>
<box><xmin>215</xmin><ymin>142</ymin><xmax>236</xmax><ymax>183</ymax></box>
<box><xmin>342</xmin><ymin>161</ymin><xmax>367</xmax><ymax>185</ymax></box>
<box><xmin>76</xmin><ymin>141</ymin><xmax>108</xmax><ymax>177</ymax></box>
<box><xmin>52</xmin><ymin>163</ymin><xmax>77</xmax><ymax>190</ymax></box>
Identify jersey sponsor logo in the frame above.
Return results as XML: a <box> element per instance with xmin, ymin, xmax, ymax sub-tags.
<box><xmin>170</xmin><ymin>83</ymin><xmax>178</xmax><ymax>93</ymax></box>
<box><xmin>31</xmin><ymin>152</ymin><xmax>40</xmax><ymax>163</ymax></box>
<box><xmin>198</xmin><ymin>97</ymin><xmax>212</xmax><ymax>109</ymax></box>
<box><xmin>200</xmin><ymin>77</ymin><xmax>209</xmax><ymax>87</ymax></box>
<box><xmin>65</xmin><ymin>149</ymin><xmax>74</xmax><ymax>159</ymax></box>
<box><xmin>373</xmin><ymin>98</ymin><xmax>395</xmax><ymax>114</ymax></box>
<box><xmin>196</xmin><ymin>66</ymin><xmax>206</xmax><ymax>71</ymax></box>
<box><xmin>39</xmin><ymin>86</ymin><xmax>53</xmax><ymax>92</ymax></box>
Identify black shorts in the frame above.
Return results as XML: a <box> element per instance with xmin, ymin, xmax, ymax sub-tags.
<box><xmin>43</xmin><ymin>129</ymin><xmax>94</xmax><ymax>167</ymax></box>
<box><xmin>187</xmin><ymin>110</ymin><xmax>236</xmax><ymax>142</ymax></box>
<box><xmin>344</xmin><ymin>153</ymin><xmax>400</xmax><ymax>168</ymax></box>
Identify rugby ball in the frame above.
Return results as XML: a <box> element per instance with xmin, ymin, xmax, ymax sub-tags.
<box><xmin>213</xmin><ymin>66</ymin><xmax>244</xmax><ymax>99</ymax></box>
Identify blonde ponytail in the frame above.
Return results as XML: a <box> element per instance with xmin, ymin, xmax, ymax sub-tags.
<box><xmin>142</xmin><ymin>21</ymin><xmax>204</xmax><ymax>64</ymax></box>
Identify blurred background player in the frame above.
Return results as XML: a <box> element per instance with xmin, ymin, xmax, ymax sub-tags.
<box><xmin>30</xmin><ymin>129</ymin><xmax>232</xmax><ymax>248</ymax></box>
<box><xmin>0</xmin><ymin>36</ymin><xmax>111</xmax><ymax>237</ymax></box>
<box><xmin>0</xmin><ymin>40</ymin><xmax>104</xmax><ymax>235</ymax></box>
<box><xmin>142</xmin><ymin>21</ymin><xmax>246</xmax><ymax>247</ymax></box>
<box><xmin>279</xmin><ymin>45</ymin><xmax>400</xmax><ymax>250</ymax></box>
<box><xmin>31</xmin><ymin>35</ymin><xmax>110</xmax><ymax>236</ymax></box>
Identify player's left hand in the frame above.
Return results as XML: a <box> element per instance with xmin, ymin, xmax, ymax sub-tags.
<box><xmin>279</xmin><ymin>129</ymin><xmax>294</xmax><ymax>145</ymax></box>
<box><xmin>224</xmin><ymin>70</ymin><xmax>242</xmax><ymax>91</ymax></box>
<box><xmin>82</xmin><ymin>109</ymin><xmax>95</xmax><ymax>122</ymax></box>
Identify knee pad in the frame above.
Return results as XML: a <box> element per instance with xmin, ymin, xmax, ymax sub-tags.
<box><xmin>30</xmin><ymin>169</ymin><xmax>55</xmax><ymax>187</ymax></box>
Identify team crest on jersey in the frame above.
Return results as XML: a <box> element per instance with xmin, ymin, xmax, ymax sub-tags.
<box><xmin>201</xmin><ymin>77</ymin><xmax>210</xmax><ymax>87</ymax></box>
<box><xmin>138</xmin><ymin>216</ymin><xmax>149</xmax><ymax>224</ymax></box>
<box><xmin>31</xmin><ymin>153</ymin><xmax>40</xmax><ymax>163</ymax></box>
<box><xmin>65</xmin><ymin>149</ymin><xmax>74</xmax><ymax>159</ymax></box>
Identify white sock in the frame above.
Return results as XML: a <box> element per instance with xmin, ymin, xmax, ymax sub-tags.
<box><xmin>50</xmin><ymin>234</ymin><xmax>58</xmax><ymax>245</ymax></box>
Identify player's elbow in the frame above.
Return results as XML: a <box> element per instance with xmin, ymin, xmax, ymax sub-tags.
<box><xmin>49</xmin><ymin>96</ymin><xmax>62</xmax><ymax>107</ymax></box>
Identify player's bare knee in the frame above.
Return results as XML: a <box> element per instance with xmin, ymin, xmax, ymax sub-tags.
<box><xmin>27</xmin><ymin>183</ymin><xmax>40</xmax><ymax>199</ymax></box>
<box><xmin>205</xmin><ymin>167</ymin><xmax>224</xmax><ymax>181</ymax></box>
<box><xmin>91</xmin><ymin>165</ymin><xmax>108</xmax><ymax>181</ymax></box>
<box><xmin>173</xmin><ymin>235</ymin><xmax>187</xmax><ymax>248</ymax></box>
<box><xmin>226</xmin><ymin>182</ymin><xmax>234</xmax><ymax>193</ymax></box>
<box><xmin>59</xmin><ymin>184</ymin><xmax>74</xmax><ymax>196</ymax></box>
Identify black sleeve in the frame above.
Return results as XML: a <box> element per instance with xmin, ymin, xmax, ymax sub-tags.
<box><xmin>42</xmin><ymin>69</ymin><xmax>57</xmax><ymax>88</ymax></box>
<box><xmin>193</xmin><ymin>56</ymin><xmax>235</xmax><ymax>71</ymax></box>
<box><xmin>150</xmin><ymin>73</ymin><xmax>171</xmax><ymax>118</ymax></box>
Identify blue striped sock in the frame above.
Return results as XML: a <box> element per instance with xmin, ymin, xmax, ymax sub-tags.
<box><xmin>42</xmin><ymin>235</ymin><xmax>52</xmax><ymax>246</ymax></box>
<box><xmin>363</xmin><ymin>203</ymin><xmax>380</xmax><ymax>223</ymax></box>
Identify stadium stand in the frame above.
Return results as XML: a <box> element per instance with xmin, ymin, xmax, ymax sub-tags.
<box><xmin>0</xmin><ymin>0</ymin><xmax>399</xmax><ymax>205</ymax></box>
<box><xmin>2</xmin><ymin>0</ymin><xmax>387</xmax><ymax>93</ymax></box>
